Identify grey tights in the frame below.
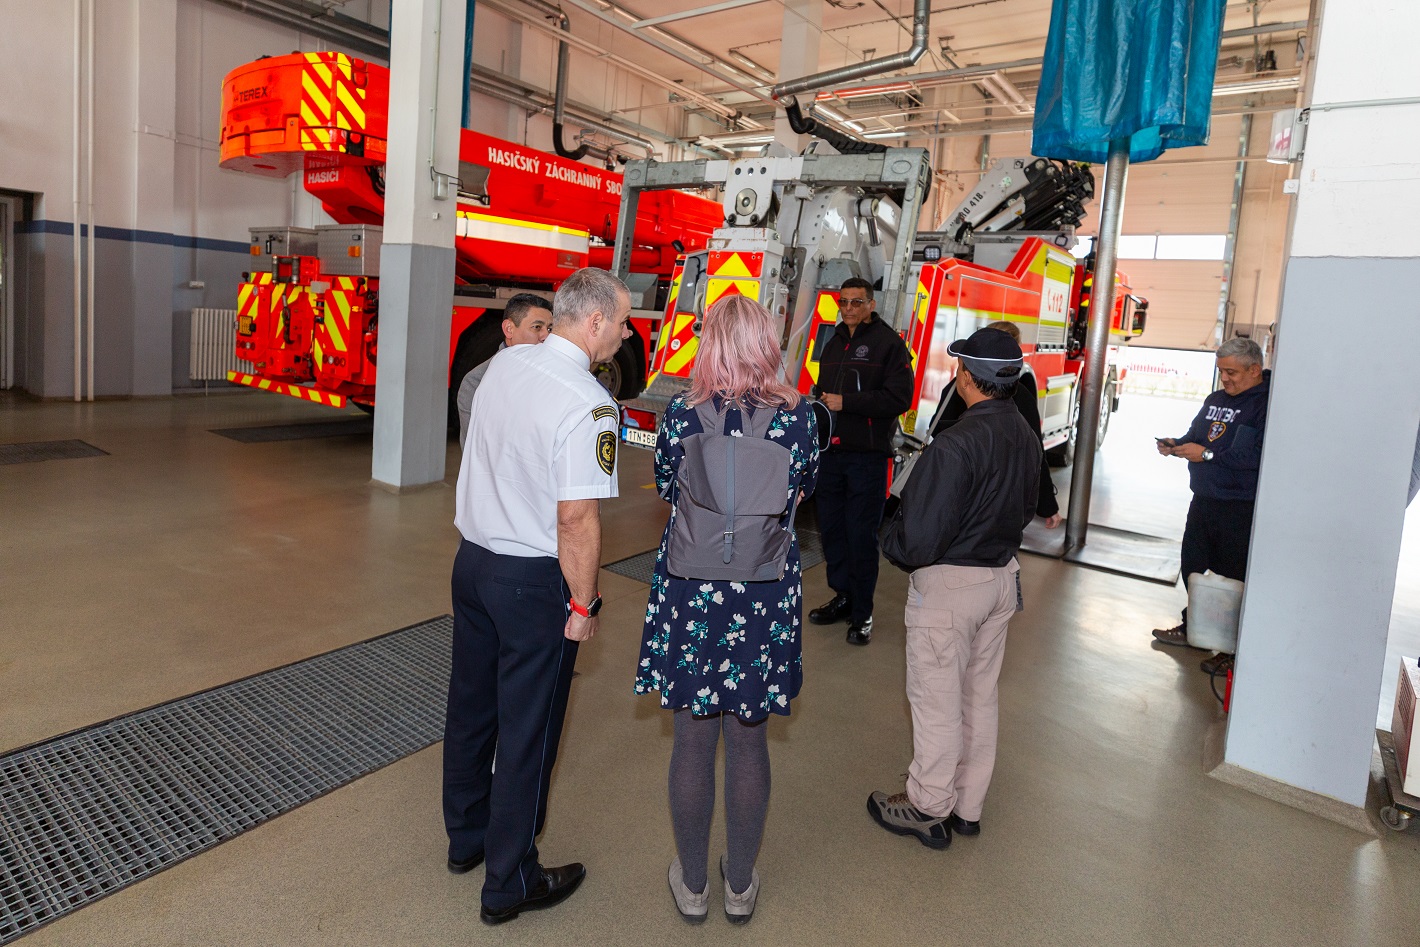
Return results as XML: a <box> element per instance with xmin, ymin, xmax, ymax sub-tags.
<box><xmin>668</xmin><ymin>710</ymin><xmax>770</xmax><ymax>895</ymax></box>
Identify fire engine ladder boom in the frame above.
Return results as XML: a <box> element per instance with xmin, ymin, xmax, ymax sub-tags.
<box><xmin>940</xmin><ymin>157</ymin><xmax>1095</xmax><ymax>243</ymax></box>
<box><xmin>611</xmin><ymin>149</ymin><xmax>933</xmax><ymax>334</ymax></box>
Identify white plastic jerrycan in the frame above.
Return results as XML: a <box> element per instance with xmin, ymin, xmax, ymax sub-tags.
<box><xmin>1187</xmin><ymin>571</ymin><xmax>1244</xmax><ymax>653</ymax></box>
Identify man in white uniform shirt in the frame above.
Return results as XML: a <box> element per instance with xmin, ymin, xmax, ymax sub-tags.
<box><xmin>443</xmin><ymin>267</ymin><xmax>631</xmax><ymax>925</ymax></box>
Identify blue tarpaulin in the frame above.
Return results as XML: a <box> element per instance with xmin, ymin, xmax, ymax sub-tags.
<box><xmin>1033</xmin><ymin>0</ymin><xmax>1227</xmax><ymax>164</ymax></box>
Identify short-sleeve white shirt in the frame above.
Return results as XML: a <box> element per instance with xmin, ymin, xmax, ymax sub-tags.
<box><xmin>455</xmin><ymin>333</ymin><xmax>619</xmax><ymax>558</ymax></box>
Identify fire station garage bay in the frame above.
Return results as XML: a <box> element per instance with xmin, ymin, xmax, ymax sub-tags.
<box><xmin>1</xmin><ymin>0</ymin><xmax>1418</xmax><ymax>944</ymax></box>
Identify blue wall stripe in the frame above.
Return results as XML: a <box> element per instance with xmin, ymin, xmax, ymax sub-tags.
<box><xmin>17</xmin><ymin>219</ymin><xmax>250</xmax><ymax>254</ymax></box>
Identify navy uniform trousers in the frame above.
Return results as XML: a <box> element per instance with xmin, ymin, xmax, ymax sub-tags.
<box><xmin>443</xmin><ymin>540</ymin><xmax>578</xmax><ymax>910</ymax></box>
<box><xmin>1178</xmin><ymin>494</ymin><xmax>1255</xmax><ymax>629</ymax></box>
<box><xmin>817</xmin><ymin>449</ymin><xmax>891</xmax><ymax>624</ymax></box>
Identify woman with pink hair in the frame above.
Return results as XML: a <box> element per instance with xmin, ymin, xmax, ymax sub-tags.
<box><xmin>635</xmin><ymin>293</ymin><xmax>819</xmax><ymax>925</ymax></box>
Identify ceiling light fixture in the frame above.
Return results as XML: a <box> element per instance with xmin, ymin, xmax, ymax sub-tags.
<box><xmin>1212</xmin><ymin>75</ymin><xmax>1301</xmax><ymax>96</ymax></box>
<box><xmin>727</xmin><ymin>47</ymin><xmax>777</xmax><ymax>83</ymax></box>
<box><xmin>864</xmin><ymin>130</ymin><xmax>908</xmax><ymax>140</ymax></box>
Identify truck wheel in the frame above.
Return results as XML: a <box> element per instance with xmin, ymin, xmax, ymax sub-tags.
<box><xmin>592</xmin><ymin>338</ymin><xmax>646</xmax><ymax>400</ymax></box>
<box><xmin>1096</xmin><ymin>380</ymin><xmax>1115</xmax><ymax>447</ymax></box>
<box><xmin>1047</xmin><ymin>378</ymin><xmax>1114</xmax><ymax>467</ymax></box>
<box><xmin>448</xmin><ymin>315</ymin><xmax>503</xmax><ymax>432</ymax></box>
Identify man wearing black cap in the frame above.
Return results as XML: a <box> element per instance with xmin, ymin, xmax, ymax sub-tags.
<box><xmin>867</xmin><ymin>327</ymin><xmax>1041</xmax><ymax>849</ymax></box>
<box><xmin>808</xmin><ymin>277</ymin><xmax>915</xmax><ymax>646</ymax></box>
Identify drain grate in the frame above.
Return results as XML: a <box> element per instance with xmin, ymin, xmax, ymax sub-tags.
<box><xmin>209</xmin><ymin>419</ymin><xmax>374</xmax><ymax>443</ymax></box>
<box><xmin>603</xmin><ymin>528</ymin><xmax>823</xmax><ymax>585</ymax></box>
<box><xmin>0</xmin><ymin>440</ymin><xmax>108</xmax><ymax>466</ymax></box>
<box><xmin>0</xmin><ymin>616</ymin><xmax>452</xmax><ymax>944</ymax></box>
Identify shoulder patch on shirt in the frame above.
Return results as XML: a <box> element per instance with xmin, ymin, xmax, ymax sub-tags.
<box><xmin>597</xmin><ymin>430</ymin><xmax>617</xmax><ymax>475</ymax></box>
<box><xmin>592</xmin><ymin>404</ymin><xmax>618</xmax><ymax>422</ymax></box>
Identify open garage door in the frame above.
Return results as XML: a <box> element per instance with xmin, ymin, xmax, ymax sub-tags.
<box><xmin>987</xmin><ymin>115</ymin><xmax>1290</xmax><ymax>352</ymax></box>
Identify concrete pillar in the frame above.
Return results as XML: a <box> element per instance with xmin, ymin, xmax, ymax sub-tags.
<box><xmin>1220</xmin><ymin>0</ymin><xmax>1420</xmax><ymax>820</ymax></box>
<box><xmin>371</xmin><ymin>0</ymin><xmax>467</xmax><ymax>490</ymax></box>
<box><xmin>773</xmin><ymin>0</ymin><xmax>821</xmax><ymax>151</ymax></box>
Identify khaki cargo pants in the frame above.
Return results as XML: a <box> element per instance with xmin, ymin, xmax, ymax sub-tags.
<box><xmin>903</xmin><ymin>559</ymin><xmax>1019</xmax><ymax>822</ymax></box>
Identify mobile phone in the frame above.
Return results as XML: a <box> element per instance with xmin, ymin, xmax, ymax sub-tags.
<box><xmin>1155</xmin><ymin>437</ymin><xmax>1171</xmax><ymax>443</ymax></box>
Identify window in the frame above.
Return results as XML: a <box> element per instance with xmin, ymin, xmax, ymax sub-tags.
<box><xmin>1117</xmin><ymin>235</ymin><xmax>1158</xmax><ymax>259</ymax></box>
<box><xmin>1155</xmin><ymin>234</ymin><xmax>1228</xmax><ymax>260</ymax></box>
<box><xmin>1068</xmin><ymin>234</ymin><xmax>1228</xmax><ymax>262</ymax></box>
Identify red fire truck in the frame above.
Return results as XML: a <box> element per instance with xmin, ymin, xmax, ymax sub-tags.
<box><xmin>614</xmin><ymin>152</ymin><xmax>1146</xmax><ymax>465</ymax></box>
<box><xmin>217</xmin><ymin>51</ymin><xmax>722</xmax><ymax>414</ymax></box>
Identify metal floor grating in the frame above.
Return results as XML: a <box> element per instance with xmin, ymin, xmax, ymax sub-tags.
<box><xmin>0</xmin><ymin>616</ymin><xmax>453</xmax><ymax>944</ymax></box>
<box><xmin>209</xmin><ymin>418</ymin><xmax>374</xmax><ymax>443</ymax></box>
<box><xmin>603</xmin><ymin>528</ymin><xmax>824</xmax><ymax>585</ymax></box>
<box><xmin>0</xmin><ymin>440</ymin><xmax>108</xmax><ymax>466</ymax></box>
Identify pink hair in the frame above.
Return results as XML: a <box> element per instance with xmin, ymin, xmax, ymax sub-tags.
<box><xmin>686</xmin><ymin>294</ymin><xmax>801</xmax><ymax>410</ymax></box>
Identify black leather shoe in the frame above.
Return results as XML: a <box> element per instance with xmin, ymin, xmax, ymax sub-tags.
<box><xmin>447</xmin><ymin>852</ymin><xmax>484</xmax><ymax>874</ymax></box>
<box><xmin>845</xmin><ymin>617</ymin><xmax>873</xmax><ymax>646</ymax></box>
<box><xmin>947</xmin><ymin>813</ymin><xmax>980</xmax><ymax>837</ymax></box>
<box><xmin>480</xmin><ymin>863</ymin><xmax>586</xmax><ymax>925</ymax></box>
<box><xmin>809</xmin><ymin>593</ymin><xmax>852</xmax><ymax>625</ymax></box>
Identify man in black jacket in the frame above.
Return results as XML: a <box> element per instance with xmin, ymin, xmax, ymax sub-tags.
<box><xmin>868</xmin><ymin>327</ymin><xmax>1040</xmax><ymax>849</ymax></box>
<box><xmin>1152</xmin><ymin>337</ymin><xmax>1271</xmax><ymax>674</ymax></box>
<box><xmin>808</xmin><ymin>277</ymin><xmax>915</xmax><ymax>646</ymax></box>
<box><xmin>929</xmin><ymin>320</ymin><xmax>1061</xmax><ymax>528</ymax></box>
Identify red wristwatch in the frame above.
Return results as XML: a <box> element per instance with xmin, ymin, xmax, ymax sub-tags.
<box><xmin>569</xmin><ymin>594</ymin><xmax>603</xmax><ymax>618</ymax></box>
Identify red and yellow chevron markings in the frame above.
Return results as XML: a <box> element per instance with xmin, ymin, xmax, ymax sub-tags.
<box><xmin>226</xmin><ymin>371</ymin><xmax>347</xmax><ymax>408</ymax></box>
<box><xmin>300</xmin><ymin>52</ymin><xmax>368</xmax><ymax>153</ymax></box>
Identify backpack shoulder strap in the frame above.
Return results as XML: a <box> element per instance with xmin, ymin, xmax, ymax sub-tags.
<box><xmin>742</xmin><ymin>402</ymin><xmax>782</xmax><ymax>441</ymax></box>
<box><xmin>692</xmin><ymin>398</ymin><xmax>726</xmax><ymax>436</ymax></box>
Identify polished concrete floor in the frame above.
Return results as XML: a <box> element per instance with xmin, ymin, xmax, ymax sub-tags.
<box><xmin>3</xmin><ymin>389</ymin><xmax>1419</xmax><ymax>947</ymax></box>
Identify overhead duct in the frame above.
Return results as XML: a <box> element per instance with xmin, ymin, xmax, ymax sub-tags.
<box><xmin>515</xmin><ymin>0</ymin><xmax>588</xmax><ymax>159</ymax></box>
<box><xmin>772</xmin><ymin>0</ymin><xmax>929</xmax><ymax>101</ymax></box>
<box><xmin>782</xmin><ymin>99</ymin><xmax>890</xmax><ymax>155</ymax></box>
<box><xmin>485</xmin><ymin>0</ymin><xmax>757</xmax><ymax>127</ymax></box>
<box><xmin>559</xmin><ymin>0</ymin><xmax>774</xmax><ymax>104</ymax></box>
<box><xmin>469</xmin><ymin>63</ymin><xmax>657</xmax><ymax>153</ymax></box>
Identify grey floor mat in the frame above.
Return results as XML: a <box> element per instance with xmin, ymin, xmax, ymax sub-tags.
<box><xmin>0</xmin><ymin>440</ymin><xmax>108</xmax><ymax>465</ymax></box>
<box><xmin>0</xmin><ymin>616</ymin><xmax>452</xmax><ymax>945</ymax></box>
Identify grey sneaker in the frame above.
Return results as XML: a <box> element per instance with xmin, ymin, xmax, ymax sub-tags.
<box><xmin>668</xmin><ymin>856</ymin><xmax>708</xmax><ymax>923</ymax></box>
<box><xmin>720</xmin><ymin>853</ymin><xmax>759</xmax><ymax>925</ymax></box>
<box><xmin>866</xmin><ymin>790</ymin><xmax>951</xmax><ymax>849</ymax></box>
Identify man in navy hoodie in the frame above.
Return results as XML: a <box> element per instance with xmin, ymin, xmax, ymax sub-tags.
<box><xmin>1152</xmin><ymin>337</ymin><xmax>1271</xmax><ymax>673</ymax></box>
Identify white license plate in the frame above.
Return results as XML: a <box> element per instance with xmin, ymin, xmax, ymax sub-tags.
<box><xmin>622</xmin><ymin>426</ymin><xmax>657</xmax><ymax>448</ymax></box>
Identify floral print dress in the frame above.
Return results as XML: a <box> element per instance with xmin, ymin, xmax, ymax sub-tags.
<box><xmin>634</xmin><ymin>393</ymin><xmax>820</xmax><ymax>721</ymax></box>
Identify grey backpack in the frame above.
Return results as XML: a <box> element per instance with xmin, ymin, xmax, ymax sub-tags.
<box><xmin>664</xmin><ymin>400</ymin><xmax>798</xmax><ymax>582</ymax></box>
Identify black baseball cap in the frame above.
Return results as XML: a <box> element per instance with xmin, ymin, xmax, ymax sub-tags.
<box><xmin>947</xmin><ymin>327</ymin><xmax>1024</xmax><ymax>380</ymax></box>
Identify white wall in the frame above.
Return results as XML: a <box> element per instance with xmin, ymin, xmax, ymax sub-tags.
<box><xmin>1224</xmin><ymin>0</ymin><xmax>1420</xmax><ymax>810</ymax></box>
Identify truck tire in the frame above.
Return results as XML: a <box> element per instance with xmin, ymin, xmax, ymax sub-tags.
<box><xmin>448</xmin><ymin>315</ymin><xmax>504</xmax><ymax>432</ymax></box>
<box><xmin>592</xmin><ymin>337</ymin><xmax>647</xmax><ymax>401</ymax></box>
<box><xmin>1047</xmin><ymin>378</ymin><xmax>1114</xmax><ymax>468</ymax></box>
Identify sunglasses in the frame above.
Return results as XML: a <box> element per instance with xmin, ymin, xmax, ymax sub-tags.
<box><xmin>837</xmin><ymin>298</ymin><xmax>872</xmax><ymax>309</ymax></box>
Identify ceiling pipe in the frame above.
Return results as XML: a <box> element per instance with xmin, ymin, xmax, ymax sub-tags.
<box><xmin>588</xmin><ymin>0</ymin><xmax>775</xmax><ymax>92</ymax></box>
<box><xmin>558</xmin><ymin>0</ymin><xmax>775</xmax><ymax>105</ymax></box>
<box><xmin>469</xmin><ymin>64</ymin><xmax>657</xmax><ymax>151</ymax></box>
<box><xmin>486</xmin><ymin>0</ymin><xmax>758</xmax><ymax>127</ymax></box>
<box><xmin>771</xmin><ymin>0</ymin><xmax>929</xmax><ymax>101</ymax></box>
<box><xmin>512</xmin><ymin>0</ymin><xmax>588</xmax><ymax>159</ymax></box>
<box><xmin>202</xmin><ymin>0</ymin><xmax>392</xmax><ymax>58</ymax></box>
<box><xmin>819</xmin><ymin>19</ymin><xmax>1308</xmax><ymax>99</ymax></box>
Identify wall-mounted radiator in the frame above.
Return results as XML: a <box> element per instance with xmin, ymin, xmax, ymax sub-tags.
<box><xmin>189</xmin><ymin>308</ymin><xmax>247</xmax><ymax>381</ymax></box>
